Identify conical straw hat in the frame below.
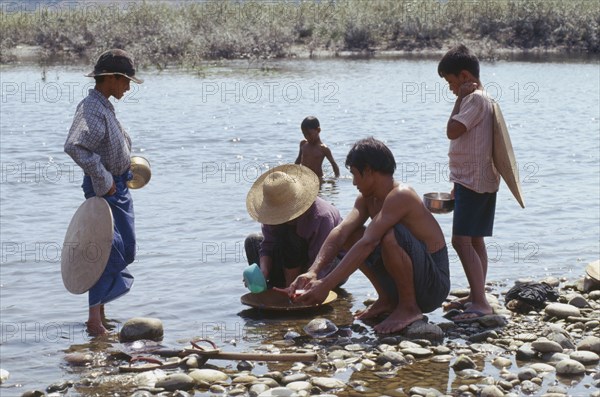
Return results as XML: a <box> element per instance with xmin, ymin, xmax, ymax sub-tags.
<box><xmin>61</xmin><ymin>197</ymin><xmax>114</xmax><ymax>294</ymax></box>
<box><xmin>246</xmin><ymin>164</ymin><xmax>319</xmax><ymax>225</ymax></box>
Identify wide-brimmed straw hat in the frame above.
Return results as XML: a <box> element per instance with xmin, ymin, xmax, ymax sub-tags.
<box><xmin>246</xmin><ymin>164</ymin><xmax>319</xmax><ymax>225</ymax></box>
<box><xmin>61</xmin><ymin>197</ymin><xmax>114</xmax><ymax>294</ymax></box>
<box><xmin>86</xmin><ymin>49</ymin><xmax>143</xmax><ymax>84</ymax></box>
<box><xmin>586</xmin><ymin>260</ymin><xmax>599</xmax><ymax>282</ymax></box>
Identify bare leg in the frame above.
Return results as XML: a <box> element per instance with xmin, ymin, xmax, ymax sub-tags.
<box><xmin>451</xmin><ymin>235</ymin><xmax>493</xmax><ymax>320</ymax></box>
<box><xmin>372</xmin><ymin>230</ymin><xmax>423</xmax><ymax>334</ymax></box>
<box><xmin>87</xmin><ymin>305</ymin><xmax>108</xmax><ymax>336</ymax></box>
<box><xmin>354</xmin><ymin>262</ymin><xmax>397</xmax><ymax>320</ymax></box>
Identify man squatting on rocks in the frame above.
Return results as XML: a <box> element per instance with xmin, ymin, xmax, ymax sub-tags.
<box><xmin>64</xmin><ymin>49</ymin><xmax>143</xmax><ymax>336</ymax></box>
<box><xmin>284</xmin><ymin>137</ymin><xmax>451</xmax><ymax>334</ymax></box>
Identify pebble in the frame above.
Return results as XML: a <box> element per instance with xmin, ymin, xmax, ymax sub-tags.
<box><xmin>310</xmin><ymin>377</ymin><xmax>345</xmax><ymax>390</ymax></box>
<box><xmin>119</xmin><ymin>317</ymin><xmax>164</xmax><ymax>343</ymax></box>
<box><xmin>577</xmin><ymin>335</ymin><xmax>600</xmax><ymax>354</ymax></box>
<box><xmin>569</xmin><ymin>350</ymin><xmax>600</xmax><ymax>364</ymax></box>
<box><xmin>258</xmin><ymin>387</ymin><xmax>296</xmax><ymax>397</ymax></box>
<box><xmin>491</xmin><ymin>356</ymin><xmax>512</xmax><ymax>368</ymax></box>
<box><xmin>154</xmin><ymin>373</ymin><xmax>195</xmax><ymax>391</ymax></box>
<box><xmin>544</xmin><ymin>303</ymin><xmax>581</xmax><ymax>319</ymax></box>
<box><xmin>555</xmin><ymin>358</ymin><xmax>586</xmax><ymax>375</ymax></box>
<box><xmin>531</xmin><ymin>339</ymin><xmax>564</xmax><ymax>353</ymax></box>
<box><xmin>480</xmin><ymin>385</ymin><xmax>505</xmax><ymax>397</ymax></box>
<box><xmin>451</xmin><ymin>355</ymin><xmax>476</xmax><ymax>371</ymax></box>
<box><xmin>188</xmin><ymin>368</ymin><xmax>229</xmax><ymax>384</ymax></box>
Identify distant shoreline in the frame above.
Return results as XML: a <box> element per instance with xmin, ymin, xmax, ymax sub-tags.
<box><xmin>1</xmin><ymin>0</ymin><xmax>598</xmax><ymax>68</ymax></box>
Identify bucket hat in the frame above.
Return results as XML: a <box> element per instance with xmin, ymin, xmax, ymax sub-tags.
<box><xmin>246</xmin><ymin>164</ymin><xmax>319</xmax><ymax>225</ymax></box>
<box><xmin>61</xmin><ymin>197</ymin><xmax>114</xmax><ymax>294</ymax></box>
<box><xmin>86</xmin><ymin>49</ymin><xmax>143</xmax><ymax>84</ymax></box>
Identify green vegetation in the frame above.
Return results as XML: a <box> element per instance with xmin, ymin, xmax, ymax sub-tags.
<box><xmin>1</xmin><ymin>0</ymin><xmax>598</xmax><ymax>67</ymax></box>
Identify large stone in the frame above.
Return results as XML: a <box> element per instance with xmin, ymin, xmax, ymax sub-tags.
<box><xmin>555</xmin><ymin>359</ymin><xmax>586</xmax><ymax>375</ymax></box>
<box><xmin>544</xmin><ymin>303</ymin><xmax>581</xmax><ymax>319</ymax></box>
<box><xmin>569</xmin><ymin>350</ymin><xmax>600</xmax><ymax>365</ymax></box>
<box><xmin>155</xmin><ymin>373</ymin><xmax>195</xmax><ymax>391</ymax></box>
<box><xmin>119</xmin><ymin>317</ymin><xmax>163</xmax><ymax>342</ymax></box>
<box><xmin>531</xmin><ymin>339</ymin><xmax>564</xmax><ymax>353</ymax></box>
<box><xmin>188</xmin><ymin>368</ymin><xmax>230</xmax><ymax>384</ymax></box>
<box><xmin>451</xmin><ymin>355</ymin><xmax>477</xmax><ymax>371</ymax></box>
<box><xmin>311</xmin><ymin>377</ymin><xmax>345</xmax><ymax>390</ymax></box>
<box><xmin>577</xmin><ymin>335</ymin><xmax>600</xmax><ymax>354</ymax></box>
<box><xmin>480</xmin><ymin>385</ymin><xmax>504</xmax><ymax>397</ymax></box>
<box><xmin>402</xmin><ymin>321</ymin><xmax>444</xmax><ymax>341</ymax></box>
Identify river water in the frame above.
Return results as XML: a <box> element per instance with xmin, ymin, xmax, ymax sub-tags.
<box><xmin>1</xmin><ymin>57</ymin><xmax>599</xmax><ymax>395</ymax></box>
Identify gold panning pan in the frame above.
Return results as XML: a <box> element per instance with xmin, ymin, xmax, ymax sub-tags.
<box><xmin>241</xmin><ymin>289</ymin><xmax>337</xmax><ymax>311</ymax></box>
<box><xmin>127</xmin><ymin>156</ymin><xmax>151</xmax><ymax>189</ymax></box>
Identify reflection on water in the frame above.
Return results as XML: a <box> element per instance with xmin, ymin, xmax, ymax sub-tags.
<box><xmin>0</xmin><ymin>58</ymin><xmax>598</xmax><ymax>394</ymax></box>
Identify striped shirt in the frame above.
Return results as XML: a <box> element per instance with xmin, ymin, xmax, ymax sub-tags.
<box><xmin>449</xmin><ymin>90</ymin><xmax>500</xmax><ymax>193</ymax></box>
<box><xmin>65</xmin><ymin>89</ymin><xmax>132</xmax><ymax>196</ymax></box>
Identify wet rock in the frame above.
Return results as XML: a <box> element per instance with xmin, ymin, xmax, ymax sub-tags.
<box><xmin>303</xmin><ymin>318</ymin><xmax>338</xmax><ymax>338</ymax></box>
<box><xmin>376</xmin><ymin>351</ymin><xmax>407</xmax><ymax>365</ymax></box>
<box><xmin>480</xmin><ymin>385</ymin><xmax>504</xmax><ymax>397</ymax></box>
<box><xmin>257</xmin><ymin>387</ymin><xmax>295</xmax><ymax>397</ymax></box>
<box><xmin>555</xmin><ymin>359</ymin><xmax>586</xmax><ymax>375</ymax></box>
<box><xmin>541</xmin><ymin>352</ymin><xmax>570</xmax><ymax>364</ymax></box>
<box><xmin>544</xmin><ymin>303</ymin><xmax>580</xmax><ymax>319</ymax></box>
<box><xmin>567</xmin><ymin>294</ymin><xmax>589</xmax><ymax>308</ymax></box>
<box><xmin>286</xmin><ymin>381</ymin><xmax>312</xmax><ymax>392</ymax></box>
<box><xmin>210</xmin><ymin>384</ymin><xmax>228</xmax><ymax>394</ymax></box>
<box><xmin>311</xmin><ymin>377</ymin><xmax>345</xmax><ymax>390</ymax></box>
<box><xmin>46</xmin><ymin>380</ymin><xmax>73</xmax><ymax>393</ymax></box>
<box><xmin>409</xmin><ymin>386</ymin><xmax>444</xmax><ymax>396</ymax></box>
<box><xmin>520</xmin><ymin>380</ymin><xmax>541</xmax><ymax>394</ymax></box>
<box><xmin>237</xmin><ymin>360</ymin><xmax>254</xmax><ymax>371</ymax></box>
<box><xmin>531</xmin><ymin>339</ymin><xmax>563</xmax><ymax>353</ymax></box>
<box><xmin>577</xmin><ymin>335</ymin><xmax>600</xmax><ymax>354</ymax></box>
<box><xmin>529</xmin><ymin>363</ymin><xmax>555</xmax><ymax>373</ymax></box>
<box><xmin>119</xmin><ymin>317</ymin><xmax>164</xmax><ymax>343</ymax></box>
<box><xmin>517</xmin><ymin>367</ymin><xmax>537</xmax><ymax>381</ymax></box>
<box><xmin>249</xmin><ymin>383</ymin><xmax>271</xmax><ymax>396</ymax></box>
<box><xmin>491</xmin><ymin>357</ymin><xmax>512</xmax><ymax>369</ymax></box>
<box><xmin>400</xmin><ymin>347</ymin><xmax>433</xmax><ymax>358</ymax></box>
<box><xmin>188</xmin><ymin>368</ymin><xmax>229</xmax><ymax>384</ymax></box>
<box><xmin>402</xmin><ymin>321</ymin><xmax>444</xmax><ymax>341</ymax></box>
<box><xmin>451</xmin><ymin>355</ymin><xmax>476</xmax><ymax>371</ymax></box>
<box><xmin>469</xmin><ymin>330</ymin><xmax>498</xmax><ymax>343</ymax></box>
<box><xmin>155</xmin><ymin>373</ymin><xmax>195</xmax><ymax>391</ymax></box>
<box><xmin>63</xmin><ymin>353</ymin><xmax>93</xmax><ymax>367</ymax></box>
<box><xmin>281</xmin><ymin>373</ymin><xmax>309</xmax><ymax>384</ymax></box>
<box><xmin>284</xmin><ymin>331</ymin><xmax>300</xmax><ymax>340</ymax></box>
<box><xmin>233</xmin><ymin>374</ymin><xmax>258</xmax><ymax>384</ymax></box>
<box><xmin>430</xmin><ymin>354</ymin><xmax>453</xmax><ymax>363</ymax></box>
<box><xmin>569</xmin><ymin>350</ymin><xmax>599</xmax><ymax>364</ymax></box>
<box><xmin>21</xmin><ymin>392</ymin><xmax>45</xmax><ymax>397</ymax></box>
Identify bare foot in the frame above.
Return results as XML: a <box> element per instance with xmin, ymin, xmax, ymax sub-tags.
<box><xmin>373</xmin><ymin>308</ymin><xmax>423</xmax><ymax>334</ymax></box>
<box><xmin>354</xmin><ymin>299</ymin><xmax>395</xmax><ymax>320</ymax></box>
<box><xmin>86</xmin><ymin>321</ymin><xmax>109</xmax><ymax>336</ymax></box>
<box><xmin>452</xmin><ymin>303</ymin><xmax>493</xmax><ymax>322</ymax></box>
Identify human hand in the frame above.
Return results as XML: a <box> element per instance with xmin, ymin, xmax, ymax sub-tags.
<box><xmin>106</xmin><ymin>182</ymin><xmax>117</xmax><ymax>196</ymax></box>
<box><xmin>292</xmin><ymin>278</ymin><xmax>329</xmax><ymax>305</ymax></box>
<box><xmin>288</xmin><ymin>271</ymin><xmax>317</xmax><ymax>297</ymax></box>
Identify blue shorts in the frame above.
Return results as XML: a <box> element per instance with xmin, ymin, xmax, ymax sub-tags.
<box><xmin>453</xmin><ymin>183</ymin><xmax>496</xmax><ymax>237</ymax></box>
<box><xmin>365</xmin><ymin>224</ymin><xmax>450</xmax><ymax>313</ymax></box>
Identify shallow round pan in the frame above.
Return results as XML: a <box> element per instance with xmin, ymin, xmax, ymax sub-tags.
<box><xmin>241</xmin><ymin>289</ymin><xmax>337</xmax><ymax>311</ymax></box>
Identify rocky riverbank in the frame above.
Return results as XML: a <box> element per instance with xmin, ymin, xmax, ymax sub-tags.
<box><xmin>4</xmin><ymin>264</ymin><xmax>599</xmax><ymax>397</ymax></box>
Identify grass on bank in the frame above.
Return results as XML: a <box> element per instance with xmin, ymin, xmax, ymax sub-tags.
<box><xmin>0</xmin><ymin>0</ymin><xmax>598</xmax><ymax>67</ymax></box>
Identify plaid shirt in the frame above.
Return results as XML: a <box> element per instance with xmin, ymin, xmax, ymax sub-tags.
<box><xmin>65</xmin><ymin>89</ymin><xmax>132</xmax><ymax>196</ymax></box>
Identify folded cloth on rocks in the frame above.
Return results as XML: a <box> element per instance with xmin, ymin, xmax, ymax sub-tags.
<box><xmin>505</xmin><ymin>282</ymin><xmax>559</xmax><ymax>310</ymax></box>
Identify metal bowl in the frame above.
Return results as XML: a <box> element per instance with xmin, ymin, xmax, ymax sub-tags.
<box><xmin>423</xmin><ymin>192</ymin><xmax>454</xmax><ymax>214</ymax></box>
<box><xmin>127</xmin><ymin>156</ymin><xmax>151</xmax><ymax>189</ymax></box>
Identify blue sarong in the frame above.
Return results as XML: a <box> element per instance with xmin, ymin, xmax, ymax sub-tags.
<box><xmin>82</xmin><ymin>172</ymin><xmax>135</xmax><ymax>307</ymax></box>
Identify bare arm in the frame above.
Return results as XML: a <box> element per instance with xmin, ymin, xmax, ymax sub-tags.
<box><xmin>447</xmin><ymin>82</ymin><xmax>478</xmax><ymax>140</ymax></box>
<box><xmin>323</xmin><ymin>146</ymin><xmax>340</xmax><ymax>177</ymax></box>
<box><xmin>294</xmin><ymin>141</ymin><xmax>306</xmax><ymax>165</ymax></box>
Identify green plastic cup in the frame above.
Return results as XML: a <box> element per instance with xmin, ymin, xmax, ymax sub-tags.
<box><xmin>243</xmin><ymin>263</ymin><xmax>267</xmax><ymax>294</ymax></box>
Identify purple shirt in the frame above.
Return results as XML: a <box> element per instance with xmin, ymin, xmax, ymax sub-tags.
<box><xmin>260</xmin><ymin>196</ymin><xmax>342</xmax><ymax>266</ymax></box>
